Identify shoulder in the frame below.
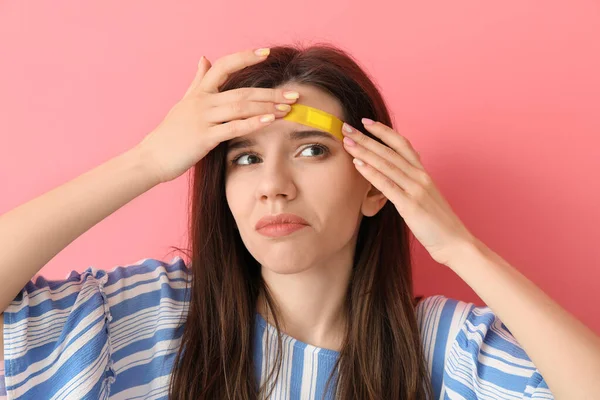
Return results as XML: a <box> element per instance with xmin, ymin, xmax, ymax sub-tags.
<box><xmin>3</xmin><ymin>256</ymin><xmax>192</xmax><ymax>399</ymax></box>
<box><xmin>102</xmin><ymin>256</ymin><xmax>191</xmax><ymax>290</ymax></box>
<box><xmin>5</xmin><ymin>256</ymin><xmax>192</xmax><ymax>336</ymax></box>
<box><xmin>100</xmin><ymin>256</ymin><xmax>192</xmax><ymax>319</ymax></box>
<box><xmin>415</xmin><ymin>295</ymin><xmax>473</xmax><ymax>342</ymax></box>
<box><xmin>415</xmin><ymin>295</ymin><xmax>554</xmax><ymax>399</ymax></box>
<box><xmin>415</xmin><ymin>295</ymin><xmax>473</xmax><ymax>362</ymax></box>
<box><xmin>415</xmin><ymin>294</ymin><xmax>514</xmax><ymax>359</ymax></box>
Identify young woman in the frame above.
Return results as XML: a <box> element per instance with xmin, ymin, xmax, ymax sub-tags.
<box><xmin>1</xmin><ymin>44</ymin><xmax>598</xmax><ymax>399</ymax></box>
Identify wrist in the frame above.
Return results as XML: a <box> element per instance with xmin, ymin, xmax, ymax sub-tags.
<box><xmin>127</xmin><ymin>144</ymin><xmax>164</xmax><ymax>187</ymax></box>
<box><xmin>445</xmin><ymin>235</ymin><xmax>488</xmax><ymax>272</ymax></box>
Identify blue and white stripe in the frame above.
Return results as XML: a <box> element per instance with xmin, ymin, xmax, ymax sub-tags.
<box><xmin>416</xmin><ymin>295</ymin><xmax>553</xmax><ymax>399</ymax></box>
<box><xmin>1</xmin><ymin>257</ymin><xmax>553</xmax><ymax>399</ymax></box>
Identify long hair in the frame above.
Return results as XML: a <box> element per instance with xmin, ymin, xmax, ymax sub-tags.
<box><xmin>168</xmin><ymin>42</ymin><xmax>433</xmax><ymax>399</ymax></box>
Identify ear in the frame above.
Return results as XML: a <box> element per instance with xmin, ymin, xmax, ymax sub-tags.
<box><xmin>361</xmin><ymin>183</ymin><xmax>388</xmax><ymax>217</ymax></box>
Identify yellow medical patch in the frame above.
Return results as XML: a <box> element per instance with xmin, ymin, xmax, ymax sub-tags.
<box><xmin>282</xmin><ymin>103</ymin><xmax>344</xmax><ymax>141</ymax></box>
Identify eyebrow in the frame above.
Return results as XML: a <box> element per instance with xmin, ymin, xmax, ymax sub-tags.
<box><xmin>227</xmin><ymin>130</ymin><xmax>338</xmax><ymax>153</ymax></box>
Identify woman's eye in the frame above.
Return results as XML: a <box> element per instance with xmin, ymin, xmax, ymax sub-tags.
<box><xmin>300</xmin><ymin>144</ymin><xmax>328</xmax><ymax>158</ymax></box>
<box><xmin>231</xmin><ymin>144</ymin><xmax>330</xmax><ymax>166</ymax></box>
<box><xmin>233</xmin><ymin>153</ymin><xmax>260</xmax><ymax>166</ymax></box>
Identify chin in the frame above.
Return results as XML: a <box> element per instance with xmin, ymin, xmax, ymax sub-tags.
<box><xmin>259</xmin><ymin>260</ymin><xmax>313</xmax><ymax>276</ymax></box>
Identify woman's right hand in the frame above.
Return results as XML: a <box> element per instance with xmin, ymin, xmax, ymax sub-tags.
<box><xmin>135</xmin><ymin>48</ymin><xmax>299</xmax><ymax>184</ymax></box>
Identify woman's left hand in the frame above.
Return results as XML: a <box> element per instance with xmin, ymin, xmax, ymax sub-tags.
<box><xmin>341</xmin><ymin>118</ymin><xmax>476</xmax><ymax>266</ymax></box>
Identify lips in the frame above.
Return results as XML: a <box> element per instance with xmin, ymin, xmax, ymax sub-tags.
<box><xmin>255</xmin><ymin>213</ymin><xmax>309</xmax><ymax>230</ymax></box>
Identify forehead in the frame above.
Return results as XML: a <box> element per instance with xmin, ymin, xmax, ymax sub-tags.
<box><xmin>226</xmin><ymin>84</ymin><xmax>345</xmax><ymax>150</ymax></box>
<box><xmin>276</xmin><ymin>83</ymin><xmax>344</xmax><ymax>121</ymax></box>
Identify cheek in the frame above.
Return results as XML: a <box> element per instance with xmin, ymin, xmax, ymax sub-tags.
<box><xmin>303</xmin><ymin>164</ymin><xmax>366</xmax><ymax>230</ymax></box>
<box><xmin>225</xmin><ymin>177</ymin><xmax>249</xmax><ymax>219</ymax></box>
<box><xmin>313</xmin><ymin>162</ymin><xmax>365</xmax><ymax>203</ymax></box>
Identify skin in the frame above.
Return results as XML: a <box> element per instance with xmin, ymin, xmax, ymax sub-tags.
<box><xmin>224</xmin><ymin>83</ymin><xmax>387</xmax><ymax>351</ymax></box>
<box><xmin>222</xmin><ymin>69</ymin><xmax>600</xmax><ymax>398</ymax></box>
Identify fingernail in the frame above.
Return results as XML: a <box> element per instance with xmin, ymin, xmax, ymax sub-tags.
<box><xmin>275</xmin><ymin>104</ymin><xmax>291</xmax><ymax>112</ymax></box>
<box><xmin>283</xmin><ymin>91</ymin><xmax>300</xmax><ymax>100</ymax></box>
<box><xmin>342</xmin><ymin>123</ymin><xmax>353</xmax><ymax>134</ymax></box>
<box><xmin>260</xmin><ymin>114</ymin><xmax>275</xmax><ymax>123</ymax></box>
<box><xmin>353</xmin><ymin>158</ymin><xmax>365</xmax><ymax>167</ymax></box>
<box><xmin>362</xmin><ymin>118</ymin><xmax>375</xmax><ymax>125</ymax></box>
<box><xmin>343</xmin><ymin>137</ymin><xmax>356</xmax><ymax>146</ymax></box>
<box><xmin>254</xmin><ymin>48</ymin><xmax>270</xmax><ymax>57</ymax></box>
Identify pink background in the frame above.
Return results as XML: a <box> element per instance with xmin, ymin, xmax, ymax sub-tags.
<box><xmin>0</xmin><ymin>1</ymin><xmax>598</xmax><ymax>333</ymax></box>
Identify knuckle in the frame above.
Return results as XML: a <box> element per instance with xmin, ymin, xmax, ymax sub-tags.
<box><xmin>411</xmin><ymin>183</ymin><xmax>427</xmax><ymax>200</ymax></box>
<box><xmin>189</xmin><ymin>96</ymin><xmax>205</xmax><ymax>109</ymax></box>
<box><xmin>230</xmin><ymin>101</ymin><xmax>244</xmax><ymax>114</ymax></box>
<box><xmin>383</xmin><ymin>145</ymin><xmax>397</xmax><ymax>160</ymax></box>
<box><xmin>270</xmin><ymin>88</ymin><xmax>281</xmax><ymax>101</ymax></box>
<box><xmin>198</xmin><ymin>96</ymin><xmax>211</xmax><ymax>109</ymax></box>
<box><xmin>417</xmin><ymin>171</ymin><xmax>432</xmax><ymax>186</ymax></box>
<box><xmin>383</xmin><ymin>158</ymin><xmax>396</xmax><ymax>171</ymax></box>
<box><xmin>355</xmin><ymin>134</ymin><xmax>368</xmax><ymax>145</ymax></box>
<box><xmin>225</xmin><ymin>121</ymin><xmax>239</xmax><ymax>135</ymax></box>
<box><xmin>382</xmin><ymin>177</ymin><xmax>397</xmax><ymax>191</ymax></box>
<box><xmin>397</xmin><ymin>136</ymin><xmax>409</xmax><ymax>146</ymax></box>
<box><xmin>236</xmin><ymin>88</ymin><xmax>251</xmax><ymax>100</ymax></box>
<box><xmin>212</xmin><ymin>58</ymin><xmax>224</xmax><ymax>72</ymax></box>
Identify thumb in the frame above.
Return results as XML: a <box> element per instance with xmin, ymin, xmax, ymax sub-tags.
<box><xmin>183</xmin><ymin>56</ymin><xmax>212</xmax><ymax>98</ymax></box>
<box><xmin>197</xmin><ymin>56</ymin><xmax>212</xmax><ymax>77</ymax></box>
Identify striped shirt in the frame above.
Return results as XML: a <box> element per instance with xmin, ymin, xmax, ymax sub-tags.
<box><xmin>1</xmin><ymin>257</ymin><xmax>553</xmax><ymax>399</ymax></box>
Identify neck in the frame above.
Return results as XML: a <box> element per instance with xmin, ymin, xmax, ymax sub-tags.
<box><xmin>256</xmin><ymin>250</ymin><xmax>353</xmax><ymax>352</ymax></box>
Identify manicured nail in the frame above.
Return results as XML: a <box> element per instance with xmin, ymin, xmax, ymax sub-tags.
<box><xmin>353</xmin><ymin>158</ymin><xmax>365</xmax><ymax>167</ymax></box>
<box><xmin>342</xmin><ymin>123</ymin><xmax>353</xmax><ymax>134</ymax></box>
<box><xmin>283</xmin><ymin>91</ymin><xmax>300</xmax><ymax>100</ymax></box>
<box><xmin>343</xmin><ymin>137</ymin><xmax>356</xmax><ymax>146</ymax></box>
<box><xmin>362</xmin><ymin>118</ymin><xmax>375</xmax><ymax>125</ymax></box>
<box><xmin>254</xmin><ymin>48</ymin><xmax>270</xmax><ymax>57</ymax></box>
<box><xmin>275</xmin><ymin>104</ymin><xmax>291</xmax><ymax>112</ymax></box>
<box><xmin>260</xmin><ymin>114</ymin><xmax>275</xmax><ymax>123</ymax></box>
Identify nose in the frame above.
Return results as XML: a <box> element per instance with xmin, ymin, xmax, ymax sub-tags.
<box><xmin>254</xmin><ymin>156</ymin><xmax>298</xmax><ymax>203</ymax></box>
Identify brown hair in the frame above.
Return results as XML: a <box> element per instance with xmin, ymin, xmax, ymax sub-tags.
<box><xmin>168</xmin><ymin>42</ymin><xmax>433</xmax><ymax>399</ymax></box>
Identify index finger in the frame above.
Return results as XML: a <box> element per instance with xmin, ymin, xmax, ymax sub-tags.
<box><xmin>199</xmin><ymin>48</ymin><xmax>271</xmax><ymax>94</ymax></box>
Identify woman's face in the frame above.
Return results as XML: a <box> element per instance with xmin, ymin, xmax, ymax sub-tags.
<box><xmin>224</xmin><ymin>83</ymin><xmax>385</xmax><ymax>275</ymax></box>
